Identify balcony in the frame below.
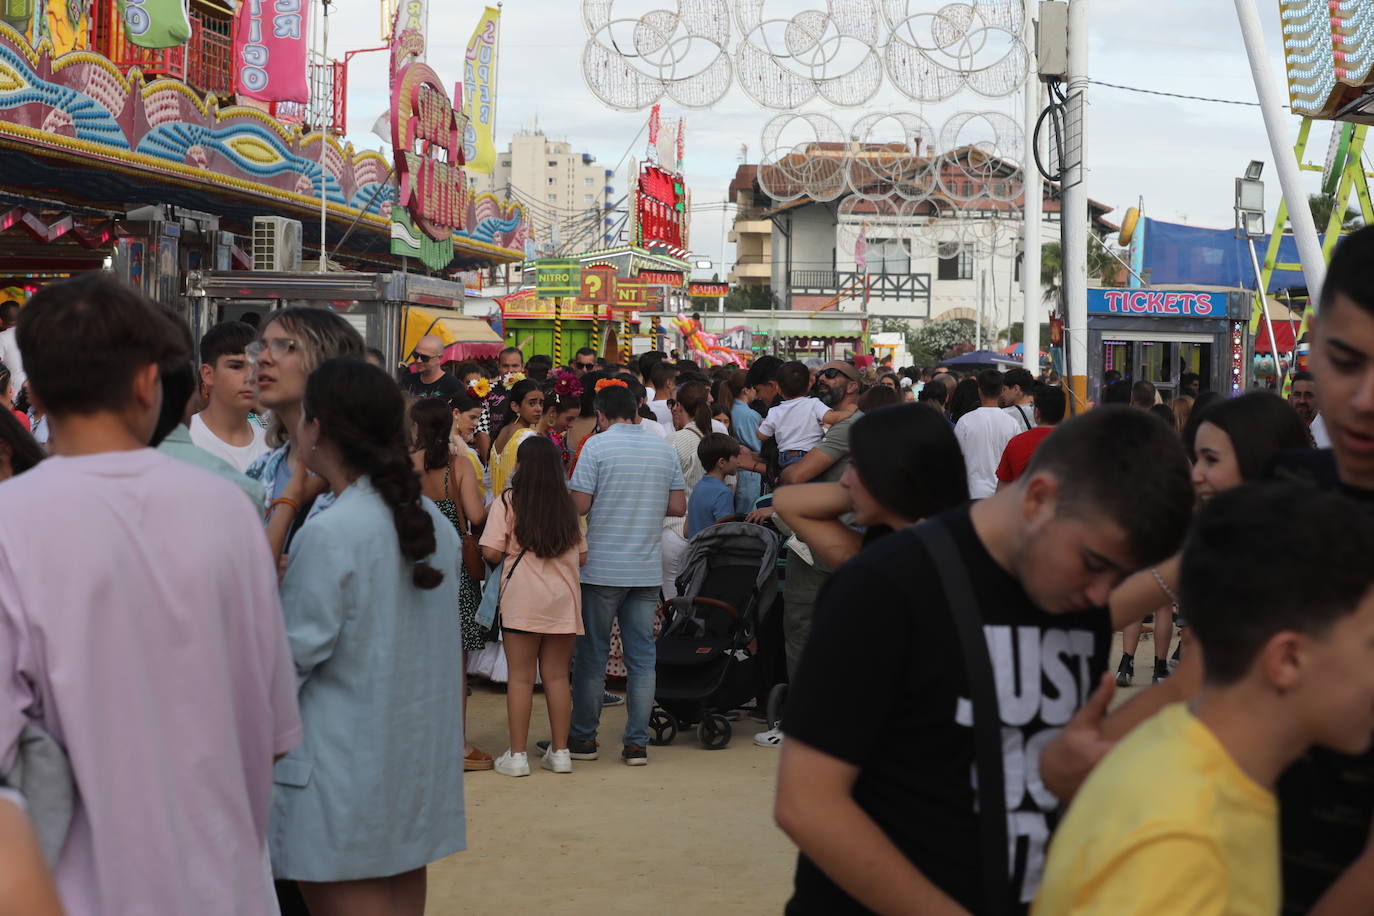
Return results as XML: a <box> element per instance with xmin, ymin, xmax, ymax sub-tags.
<box><xmin>93</xmin><ymin>3</ymin><xmax>235</xmax><ymax>96</ymax></box>
<box><xmin>789</xmin><ymin>270</ymin><xmax>932</xmax><ymax>313</ymax></box>
<box><xmin>730</xmin><ymin>262</ymin><xmax>771</xmax><ymax>279</ymax></box>
<box><xmin>733</xmin><ymin>219</ymin><xmax>772</xmax><ymax>235</ymax></box>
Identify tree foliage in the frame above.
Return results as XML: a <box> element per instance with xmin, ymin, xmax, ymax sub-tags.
<box><xmin>1308</xmin><ymin>193</ymin><xmax>1364</xmax><ymax>232</ymax></box>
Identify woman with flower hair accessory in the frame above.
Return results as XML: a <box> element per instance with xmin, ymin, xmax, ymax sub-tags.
<box><xmin>489</xmin><ymin>378</ymin><xmax>543</xmax><ymax>495</ymax></box>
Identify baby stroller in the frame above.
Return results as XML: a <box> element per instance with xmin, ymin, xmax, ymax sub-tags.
<box><xmin>651</xmin><ymin>521</ymin><xmax>781</xmax><ymax>749</ymax></box>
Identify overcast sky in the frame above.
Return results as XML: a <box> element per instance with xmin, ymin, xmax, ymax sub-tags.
<box><xmin>332</xmin><ymin>1</ymin><xmax>1332</xmax><ymax>273</ymax></box>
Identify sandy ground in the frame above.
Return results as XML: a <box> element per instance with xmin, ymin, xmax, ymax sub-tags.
<box><xmin>426</xmin><ymin>685</ymin><xmax>796</xmax><ymax>915</ymax></box>
<box><xmin>425</xmin><ymin>623</ymin><xmax>1181</xmax><ymax>915</ymax></box>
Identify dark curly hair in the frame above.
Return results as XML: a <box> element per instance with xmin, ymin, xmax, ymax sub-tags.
<box><xmin>305</xmin><ymin>358</ymin><xmax>443</xmax><ymax>590</ymax></box>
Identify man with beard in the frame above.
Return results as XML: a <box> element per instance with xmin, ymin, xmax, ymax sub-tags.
<box><xmin>748</xmin><ymin>361</ymin><xmax>864</xmax><ymax>750</ymax></box>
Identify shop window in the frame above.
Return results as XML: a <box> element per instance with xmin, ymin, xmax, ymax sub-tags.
<box><xmin>938</xmin><ymin>250</ymin><xmax>973</xmax><ymax>280</ymax></box>
<box><xmin>867</xmin><ymin>238</ymin><xmax>910</xmax><ymax>274</ymax></box>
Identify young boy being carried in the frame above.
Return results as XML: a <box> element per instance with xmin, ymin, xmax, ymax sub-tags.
<box><xmin>758</xmin><ymin>361</ymin><xmax>827</xmax><ymax>470</ymax></box>
<box><xmin>1035</xmin><ymin>484</ymin><xmax>1374</xmax><ymax>915</ymax></box>
<box><xmin>687</xmin><ymin>433</ymin><xmax>740</xmax><ymax>537</ymax></box>
<box><xmin>190</xmin><ymin>320</ymin><xmax>269</xmax><ymax>473</ymax></box>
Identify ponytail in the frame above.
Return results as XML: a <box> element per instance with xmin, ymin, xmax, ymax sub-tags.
<box><xmin>305</xmin><ymin>358</ymin><xmax>444</xmax><ymax>590</ymax></box>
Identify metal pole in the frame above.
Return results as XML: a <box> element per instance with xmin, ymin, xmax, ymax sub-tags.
<box><xmin>1063</xmin><ymin>0</ymin><xmax>1090</xmax><ymax>410</ymax></box>
<box><xmin>1022</xmin><ymin>3</ymin><xmax>1043</xmax><ymax>373</ymax></box>
<box><xmin>554</xmin><ymin>297</ymin><xmax>564</xmax><ymax>366</ymax></box>
<box><xmin>976</xmin><ymin>266</ymin><xmax>984</xmax><ymax>350</ymax></box>
<box><xmin>1248</xmin><ymin>237</ymin><xmax>1285</xmax><ymax>391</ymax></box>
<box><xmin>317</xmin><ymin>0</ymin><xmax>330</xmax><ymax>273</ymax></box>
<box><xmin>1232</xmin><ymin>0</ymin><xmax>1327</xmax><ymax>307</ymax></box>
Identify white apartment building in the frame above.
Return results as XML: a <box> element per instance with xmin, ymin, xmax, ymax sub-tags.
<box><xmin>469</xmin><ymin>125</ymin><xmax>616</xmax><ymax>254</ymax></box>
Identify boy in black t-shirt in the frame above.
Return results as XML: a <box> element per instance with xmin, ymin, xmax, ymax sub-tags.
<box><xmin>775</xmin><ymin>407</ymin><xmax>1194</xmax><ymax>914</ymax></box>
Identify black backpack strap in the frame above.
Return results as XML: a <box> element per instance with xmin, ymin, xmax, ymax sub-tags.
<box><xmin>912</xmin><ymin>520</ymin><xmax>1011</xmax><ymax>916</ymax></box>
<box><xmin>1015</xmin><ymin>404</ymin><xmax>1031</xmax><ymax>431</ymax></box>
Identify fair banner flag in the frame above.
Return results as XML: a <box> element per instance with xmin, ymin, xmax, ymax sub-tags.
<box><xmin>390</xmin><ymin>0</ymin><xmax>427</xmax><ymax>87</ymax></box>
<box><xmin>116</xmin><ymin>0</ymin><xmax>191</xmax><ymax>49</ymax></box>
<box><xmin>234</xmin><ymin>0</ymin><xmax>310</xmax><ymax>103</ymax></box>
<box><xmin>462</xmin><ymin>6</ymin><xmax>500</xmax><ymax>175</ymax></box>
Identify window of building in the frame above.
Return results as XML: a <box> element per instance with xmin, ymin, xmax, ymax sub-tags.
<box><xmin>867</xmin><ymin>238</ymin><xmax>910</xmax><ymax>274</ymax></box>
<box><xmin>547</xmin><ymin>177</ymin><xmax>556</xmax><ymax>185</ymax></box>
<box><xmin>937</xmin><ymin>249</ymin><xmax>973</xmax><ymax>280</ymax></box>
<box><xmin>500</xmin><ymin>159</ymin><xmax>510</xmax><ymax>168</ymax></box>
<box><xmin>548</xmin><ymin>193</ymin><xmax>557</xmax><ymax>202</ymax></box>
<box><xmin>585</xmin><ymin>177</ymin><xmax>595</xmax><ymax>186</ymax></box>
<box><xmin>585</xmin><ymin>194</ymin><xmax>594</xmax><ymax>203</ymax></box>
<box><xmin>548</xmin><ymin>160</ymin><xmax>557</xmax><ymax>167</ymax></box>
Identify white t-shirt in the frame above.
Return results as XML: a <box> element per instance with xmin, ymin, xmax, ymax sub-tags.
<box><xmin>758</xmin><ymin>397</ymin><xmax>828</xmax><ymax>453</ymax></box>
<box><xmin>0</xmin><ymin>326</ymin><xmax>22</xmax><ymax>387</ymax></box>
<box><xmin>641</xmin><ymin>418</ymin><xmax>668</xmax><ymax>439</ymax></box>
<box><xmin>1003</xmin><ymin>402</ymin><xmax>1035</xmax><ymax>433</ymax></box>
<box><xmin>190</xmin><ymin>413</ymin><xmax>269</xmax><ymax>474</ymax></box>
<box><xmin>649</xmin><ymin>399</ymin><xmax>675</xmax><ymax>435</ymax></box>
<box><xmin>1311</xmin><ymin>412</ymin><xmax>1331</xmax><ymax>448</ymax></box>
<box><xmin>956</xmin><ymin>406</ymin><xmax>1022</xmax><ymax>499</ymax></box>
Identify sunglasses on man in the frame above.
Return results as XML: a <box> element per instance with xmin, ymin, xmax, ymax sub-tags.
<box><xmin>818</xmin><ymin>367</ymin><xmax>854</xmax><ymax>381</ymax></box>
<box><xmin>410</xmin><ymin>351</ymin><xmax>443</xmax><ymax>364</ymax></box>
<box><xmin>575</xmin><ymin>361</ymin><xmax>597</xmax><ymax>371</ymax></box>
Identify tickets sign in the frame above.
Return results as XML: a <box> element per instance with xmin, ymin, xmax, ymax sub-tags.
<box><xmin>1087</xmin><ymin>289</ymin><xmax>1224</xmax><ymax>319</ymax></box>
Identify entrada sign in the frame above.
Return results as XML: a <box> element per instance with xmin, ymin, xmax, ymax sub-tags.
<box><xmin>1088</xmin><ymin>289</ymin><xmax>1224</xmax><ymax>319</ymax></box>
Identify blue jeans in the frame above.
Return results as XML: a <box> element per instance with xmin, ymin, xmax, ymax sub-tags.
<box><xmin>572</xmin><ymin>584</ymin><xmax>659</xmax><ymax>748</ymax></box>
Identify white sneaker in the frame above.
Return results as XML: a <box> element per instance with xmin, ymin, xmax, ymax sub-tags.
<box><xmin>541</xmin><ymin>746</ymin><xmax>573</xmax><ymax>774</ymax></box>
<box><xmin>753</xmin><ymin>726</ymin><xmax>783</xmax><ymax>748</ymax></box>
<box><xmin>494</xmin><ymin>750</ymin><xmax>530</xmax><ymax>777</ymax></box>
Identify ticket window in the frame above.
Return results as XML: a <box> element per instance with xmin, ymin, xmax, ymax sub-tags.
<box><xmin>1101</xmin><ymin>338</ymin><xmax>1212</xmax><ymax>399</ymax></box>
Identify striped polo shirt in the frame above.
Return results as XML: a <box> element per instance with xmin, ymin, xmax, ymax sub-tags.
<box><xmin>570</xmin><ymin>421</ymin><xmax>686</xmax><ymax>586</ymax></box>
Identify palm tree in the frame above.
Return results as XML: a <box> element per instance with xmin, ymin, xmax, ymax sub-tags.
<box><xmin>1308</xmin><ymin>193</ymin><xmax>1364</xmax><ymax>232</ymax></box>
<box><xmin>1039</xmin><ymin>241</ymin><xmax>1118</xmax><ymax>311</ymax></box>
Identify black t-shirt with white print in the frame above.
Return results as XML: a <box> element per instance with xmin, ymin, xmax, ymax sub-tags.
<box><xmin>783</xmin><ymin>505</ymin><xmax>1110</xmax><ymax>915</ymax></box>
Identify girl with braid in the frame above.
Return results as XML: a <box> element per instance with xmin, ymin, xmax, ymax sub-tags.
<box><xmin>271</xmin><ymin>358</ymin><xmax>466</xmax><ymax>916</ymax></box>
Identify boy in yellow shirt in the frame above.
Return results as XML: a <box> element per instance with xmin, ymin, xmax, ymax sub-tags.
<box><xmin>1034</xmin><ymin>484</ymin><xmax>1374</xmax><ymax>915</ymax></box>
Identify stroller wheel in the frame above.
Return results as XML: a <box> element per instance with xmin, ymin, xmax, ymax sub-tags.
<box><xmin>649</xmin><ymin>708</ymin><xmax>678</xmax><ymax>746</ymax></box>
<box><xmin>698</xmin><ymin>714</ymin><xmax>732</xmax><ymax>750</ymax></box>
<box><xmin>766</xmin><ymin>683</ymin><xmax>789</xmax><ymax>728</ymax></box>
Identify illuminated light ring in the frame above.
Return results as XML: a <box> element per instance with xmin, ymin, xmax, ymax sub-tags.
<box><xmin>757</xmin><ymin>111</ymin><xmax>848</xmax><ymax>202</ymax></box>
<box><xmin>882</xmin><ymin>3</ymin><xmax>1028</xmax><ymax>102</ymax></box>
<box><xmin>936</xmin><ymin>110</ymin><xmax>1023</xmax><ymax>208</ymax></box>
<box><xmin>733</xmin><ymin>0</ymin><xmax>886</xmax><ymax>109</ymax></box>
<box><xmin>581</xmin><ymin>0</ymin><xmax>733</xmax><ymax>111</ymax></box>
<box><xmin>846</xmin><ymin>111</ymin><xmax>935</xmax><ymax>203</ymax></box>
<box><xmin>837</xmin><ymin>194</ymin><xmax>923</xmax><ymax>262</ymax></box>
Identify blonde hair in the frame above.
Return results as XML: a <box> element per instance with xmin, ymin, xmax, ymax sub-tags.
<box><xmin>262</xmin><ymin>307</ymin><xmax>365</xmax><ymax>448</ymax></box>
<box><xmin>1170</xmin><ymin>395</ymin><xmax>1194</xmax><ymax>435</ymax></box>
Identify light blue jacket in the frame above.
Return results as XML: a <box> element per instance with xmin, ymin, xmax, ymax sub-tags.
<box><xmin>269</xmin><ymin>477</ymin><xmax>466</xmax><ymax>881</ymax></box>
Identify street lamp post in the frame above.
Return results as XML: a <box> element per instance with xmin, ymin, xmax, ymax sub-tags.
<box><xmin>1236</xmin><ymin>161</ymin><xmax>1285</xmax><ymax>391</ymax></box>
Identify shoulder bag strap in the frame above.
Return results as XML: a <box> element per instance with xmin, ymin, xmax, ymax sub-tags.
<box><xmin>1015</xmin><ymin>404</ymin><xmax>1031</xmax><ymax>431</ymax></box>
<box><xmin>911</xmin><ymin>520</ymin><xmax>1011</xmax><ymax>916</ymax></box>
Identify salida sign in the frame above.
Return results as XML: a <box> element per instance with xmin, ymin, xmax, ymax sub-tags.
<box><xmin>391</xmin><ymin>63</ymin><xmax>465</xmax><ymax>246</ymax></box>
<box><xmin>1087</xmin><ymin>289</ymin><xmax>1225</xmax><ymax>318</ymax></box>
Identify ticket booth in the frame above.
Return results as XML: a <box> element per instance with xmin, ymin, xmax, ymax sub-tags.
<box><xmin>1087</xmin><ymin>287</ymin><xmax>1250</xmax><ymax>400</ymax></box>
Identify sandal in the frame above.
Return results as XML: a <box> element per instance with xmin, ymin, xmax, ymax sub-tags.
<box><xmin>464</xmin><ymin>747</ymin><xmax>494</xmax><ymax>771</ymax></box>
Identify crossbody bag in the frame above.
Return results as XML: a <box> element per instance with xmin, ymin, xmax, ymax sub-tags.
<box><xmin>912</xmin><ymin>520</ymin><xmax>1012</xmax><ymax>916</ymax></box>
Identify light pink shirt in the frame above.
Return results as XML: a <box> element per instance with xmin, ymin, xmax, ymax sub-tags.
<box><xmin>0</xmin><ymin>449</ymin><xmax>301</xmax><ymax>915</ymax></box>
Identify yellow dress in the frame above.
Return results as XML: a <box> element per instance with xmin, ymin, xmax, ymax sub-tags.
<box><xmin>488</xmin><ymin>427</ymin><xmax>534</xmax><ymax>496</ymax></box>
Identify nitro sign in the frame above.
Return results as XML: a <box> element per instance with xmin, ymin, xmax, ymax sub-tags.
<box><xmin>391</xmin><ymin>63</ymin><xmax>465</xmax><ymax>244</ymax></box>
<box><xmin>1088</xmin><ymin>289</ymin><xmax>1225</xmax><ymax>319</ymax></box>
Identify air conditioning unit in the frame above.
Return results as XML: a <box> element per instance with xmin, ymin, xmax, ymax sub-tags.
<box><xmin>252</xmin><ymin>217</ymin><xmax>303</xmax><ymax>271</ymax></box>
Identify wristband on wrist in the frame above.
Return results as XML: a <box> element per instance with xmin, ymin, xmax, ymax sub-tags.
<box><xmin>268</xmin><ymin>496</ymin><xmax>301</xmax><ymax>515</ymax></box>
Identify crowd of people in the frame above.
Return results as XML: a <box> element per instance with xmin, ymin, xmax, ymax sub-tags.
<box><xmin>0</xmin><ymin>226</ymin><xmax>1371</xmax><ymax>915</ymax></box>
